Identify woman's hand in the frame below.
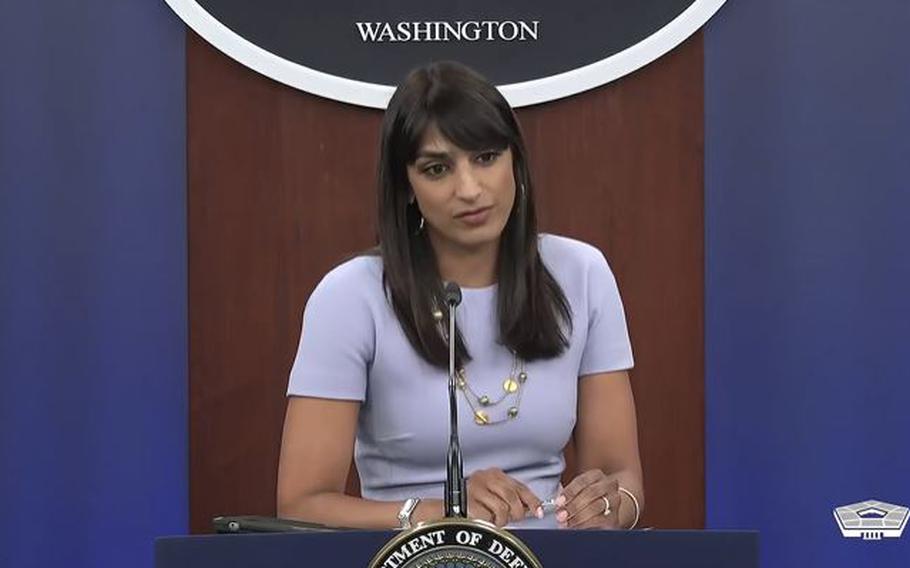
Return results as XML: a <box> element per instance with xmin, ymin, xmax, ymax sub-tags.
<box><xmin>467</xmin><ymin>468</ymin><xmax>543</xmax><ymax>527</ymax></box>
<box><xmin>555</xmin><ymin>469</ymin><xmax>621</xmax><ymax>529</ymax></box>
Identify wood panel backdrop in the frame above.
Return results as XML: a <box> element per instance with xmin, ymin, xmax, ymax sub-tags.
<box><xmin>187</xmin><ymin>31</ymin><xmax>704</xmax><ymax>533</ymax></box>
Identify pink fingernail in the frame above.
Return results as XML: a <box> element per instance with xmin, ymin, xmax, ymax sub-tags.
<box><xmin>536</xmin><ymin>507</ymin><xmax>543</xmax><ymax>519</ymax></box>
<box><xmin>555</xmin><ymin>495</ymin><xmax>566</xmax><ymax>507</ymax></box>
<box><xmin>556</xmin><ymin>511</ymin><xmax>568</xmax><ymax>522</ymax></box>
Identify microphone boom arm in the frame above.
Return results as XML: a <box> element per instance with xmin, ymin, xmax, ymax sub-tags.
<box><xmin>444</xmin><ymin>284</ymin><xmax>467</xmax><ymax>518</ymax></box>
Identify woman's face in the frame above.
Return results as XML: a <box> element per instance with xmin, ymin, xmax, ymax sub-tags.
<box><xmin>406</xmin><ymin>124</ymin><xmax>516</xmax><ymax>253</ymax></box>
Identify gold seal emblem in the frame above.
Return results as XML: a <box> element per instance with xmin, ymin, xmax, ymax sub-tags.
<box><xmin>369</xmin><ymin>518</ymin><xmax>542</xmax><ymax>568</ymax></box>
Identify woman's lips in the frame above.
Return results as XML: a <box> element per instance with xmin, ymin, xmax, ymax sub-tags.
<box><xmin>456</xmin><ymin>206</ymin><xmax>492</xmax><ymax>226</ymax></box>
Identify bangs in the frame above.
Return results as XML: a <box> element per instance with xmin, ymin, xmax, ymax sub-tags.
<box><xmin>402</xmin><ymin>85</ymin><xmax>513</xmax><ymax>163</ymax></box>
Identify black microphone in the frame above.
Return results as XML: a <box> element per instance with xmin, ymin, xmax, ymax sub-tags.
<box><xmin>443</xmin><ymin>281</ymin><xmax>462</xmax><ymax>307</ymax></box>
<box><xmin>443</xmin><ymin>282</ymin><xmax>467</xmax><ymax>518</ymax></box>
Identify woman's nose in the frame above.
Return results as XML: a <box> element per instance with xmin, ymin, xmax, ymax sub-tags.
<box><xmin>453</xmin><ymin>168</ymin><xmax>482</xmax><ymax>201</ymax></box>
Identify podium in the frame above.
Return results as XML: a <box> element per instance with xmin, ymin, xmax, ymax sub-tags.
<box><xmin>156</xmin><ymin>529</ymin><xmax>758</xmax><ymax>567</ymax></box>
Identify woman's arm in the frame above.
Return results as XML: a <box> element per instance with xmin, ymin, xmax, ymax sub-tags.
<box><xmin>277</xmin><ymin>396</ymin><xmax>444</xmax><ymax>529</ymax></box>
<box><xmin>557</xmin><ymin>370</ymin><xmax>644</xmax><ymax>529</ymax></box>
<box><xmin>277</xmin><ymin>395</ymin><xmax>543</xmax><ymax>528</ymax></box>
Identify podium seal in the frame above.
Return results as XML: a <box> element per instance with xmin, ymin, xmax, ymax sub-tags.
<box><xmin>369</xmin><ymin>518</ymin><xmax>542</xmax><ymax>568</ymax></box>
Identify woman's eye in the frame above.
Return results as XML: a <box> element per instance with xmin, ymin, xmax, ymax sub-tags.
<box><xmin>423</xmin><ymin>163</ymin><xmax>448</xmax><ymax>177</ymax></box>
<box><xmin>476</xmin><ymin>151</ymin><xmax>501</xmax><ymax>164</ymax></box>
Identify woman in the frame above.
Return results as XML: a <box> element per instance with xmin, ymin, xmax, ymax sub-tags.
<box><xmin>277</xmin><ymin>61</ymin><xmax>643</xmax><ymax>530</ymax></box>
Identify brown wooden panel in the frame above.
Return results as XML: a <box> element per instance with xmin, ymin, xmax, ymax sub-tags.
<box><xmin>188</xmin><ymin>31</ymin><xmax>703</xmax><ymax>533</ymax></box>
<box><xmin>531</xmin><ymin>35</ymin><xmax>705</xmax><ymax>528</ymax></box>
<box><xmin>186</xmin><ymin>31</ymin><xmax>380</xmax><ymax>533</ymax></box>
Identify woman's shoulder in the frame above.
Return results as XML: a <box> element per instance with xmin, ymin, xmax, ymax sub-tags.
<box><xmin>538</xmin><ymin>233</ymin><xmax>611</xmax><ymax>271</ymax></box>
<box><xmin>309</xmin><ymin>252</ymin><xmax>384</xmax><ymax>305</ymax></box>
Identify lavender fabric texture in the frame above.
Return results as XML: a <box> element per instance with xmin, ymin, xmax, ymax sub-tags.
<box><xmin>287</xmin><ymin>234</ymin><xmax>633</xmax><ymax>528</ymax></box>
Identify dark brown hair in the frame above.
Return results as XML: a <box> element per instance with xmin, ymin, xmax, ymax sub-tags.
<box><xmin>376</xmin><ymin>61</ymin><xmax>571</xmax><ymax>368</ymax></box>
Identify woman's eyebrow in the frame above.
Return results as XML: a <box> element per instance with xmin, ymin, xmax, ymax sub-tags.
<box><xmin>415</xmin><ymin>150</ymin><xmax>451</xmax><ymax>161</ymax></box>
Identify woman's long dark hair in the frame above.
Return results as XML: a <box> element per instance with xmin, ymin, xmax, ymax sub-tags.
<box><xmin>377</xmin><ymin>61</ymin><xmax>571</xmax><ymax>368</ymax></box>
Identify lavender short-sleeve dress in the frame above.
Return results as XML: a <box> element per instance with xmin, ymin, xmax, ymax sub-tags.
<box><xmin>287</xmin><ymin>234</ymin><xmax>633</xmax><ymax>528</ymax></box>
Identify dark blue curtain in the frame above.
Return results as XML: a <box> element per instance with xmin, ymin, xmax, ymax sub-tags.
<box><xmin>706</xmin><ymin>0</ymin><xmax>910</xmax><ymax>565</ymax></box>
<box><xmin>0</xmin><ymin>3</ymin><xmax>187</xmax><ymax>567</ymax></box>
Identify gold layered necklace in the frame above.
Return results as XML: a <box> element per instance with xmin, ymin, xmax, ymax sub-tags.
<box><xmin>433</xmin><ymin>307</ymin><xmax>528</xmax><ymax>426</ymax></box>
<box><xmin>456</xmin><ymin>354</ymin><xmax>528</xmax><ymax>426</ymax></box>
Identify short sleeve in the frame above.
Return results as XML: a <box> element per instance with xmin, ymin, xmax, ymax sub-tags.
<box><xmin>578</xmin><ymin>251</ymin><xmax>634</xmax><ymax>376</ymax></box>
<box><xmin>286</xmin><ymin>261</ymin><xmax>376</xmax><ymax>400</ymax></box>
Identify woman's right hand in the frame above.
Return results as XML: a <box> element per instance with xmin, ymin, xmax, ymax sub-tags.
<box><xmin>466</xmin><ymin>468</ymin><xmax>543</xmax><ymax>527</ymax></box>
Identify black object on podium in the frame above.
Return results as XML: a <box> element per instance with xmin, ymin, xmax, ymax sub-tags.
<box><xmin>156</xmin><ymin>525</ymin><xmax>758</xmax><ymax>567</ymax></box>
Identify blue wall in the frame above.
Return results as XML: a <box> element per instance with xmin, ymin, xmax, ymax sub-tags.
<box><xmin>706</xmin><ymin>0</ymin><xmax>910</xmax><ymax>565</ymax></box>
<box><xmin>0</xmin><ymin>3</ymin><xmax>187</xmax><ymax>568</ymax></box>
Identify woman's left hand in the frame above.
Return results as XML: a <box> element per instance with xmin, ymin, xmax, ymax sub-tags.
<box><xmin>555</xmin><ymin>469</ymin><xmax>621</xmax><ymax>529</ymax></box>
